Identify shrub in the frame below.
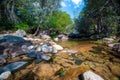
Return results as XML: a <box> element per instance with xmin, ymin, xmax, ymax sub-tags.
<box><xmin>15</xmin><ymin>23</ymin><xmax>29</xmax><ymax>31</ymax></box>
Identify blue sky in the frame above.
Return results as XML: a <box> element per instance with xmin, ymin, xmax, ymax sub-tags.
<box><xmin>60</xmin><ymin>0</ymin><xmax>85</xmax><ymax>19</ymax></box>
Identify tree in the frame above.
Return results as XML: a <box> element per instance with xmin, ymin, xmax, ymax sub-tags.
<box><xmin>16</xmin><ymin>0</ymin><xmax>61</xmax><ymax>35</ymax></box>
<box><xmin>47</xmin><ymin>10</ymin><xmax>73</xmax><ymax>34</ymax></box>
<box><xmin>75</xmin><ymin>0</ymin><xmax>120</xmax><ymax>39</ymax></box>
<box><xmin>0</xmin><ymin>0</ymin><xmax>61</xmax><ymax>34</ymax></box>
<box><xmin>0</xmin><ymin>0</ymin><xmax>19</xmax><ymax>24</ymax></box>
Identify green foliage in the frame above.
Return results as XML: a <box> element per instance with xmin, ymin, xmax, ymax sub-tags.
<box><xmin>48</xmin><ymin>11</ymin><xmax>72</xmax><ymax>33</ymax></box>
<box><xmin>75</xmin><ymin>0</ymin><xmax>120</xmax><ymax>38</ymax></box>
<box><xmin>0</xmin><ymin>19</ymin><xmax>14</xmax><ymax>30</ymax></box>
<box><xmin>0</xmin><ymin>0</ymin><xmax>73</xmax><ymax>34</ymax></box>
<box><xmin>55</xmin><ymin>68</ymin><xmax>66</xmax><ymax>76</ymax></box>
<box><xmin>15</xmin><ymin>23</ymin><xmax>29</xmax><ymax>31</ymax></box>
<box><xmin>51</xmin><ymin>34</ymin><xmax>57</xmax><ymax>39</ymax></box>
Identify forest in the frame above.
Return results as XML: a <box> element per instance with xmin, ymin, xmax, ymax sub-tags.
<box><xmin>0</xmin><ymin>0</ymin><xmax>120</xmax><ymax>80</ymax></box>
<box><xmin>0</xmin><ymin>0</ymin><xmax>120</xmax><ymax>39</ymax></box>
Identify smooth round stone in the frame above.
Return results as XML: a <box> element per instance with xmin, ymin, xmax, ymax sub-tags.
<box><xmin>53</xmin><ymin>49</ymin><xmax>58</xmax><ymax>54</ymax></box>
<box><xmin>41</xmin><ymin>54</ymin><xmax>51</xmax><ymax>61</ymax></box>
<box><xmin>15</xmin><ymin>29</ymin><xmax>26</xmax><ymax>37</ymax></box>
<box><xmin>28</xmin><ymin>45</ymin><xmax>35</xmax><ymax>50</ymax></box>
<box><xmin>41</xmin><ymin>45</ymin><xmax>53</xmax><ymax>53</ymax></box>
<box><xmin>83</xmin><ymin>70</ymin><xmax>104</xmax><ymax>80</ymax></box>
<box><xmin>0</xmin><ymin>71</ymin><xmax>11</xmax><ymax>80</ymax></box>
<box><xmin>36</xmin><ymin>46</ymin><xmax>42</xmax><ymax>51</ymax></box>
<box><xmin>53</xmin><ymin>44</ymin><xmax>63</xmax><ymax>51</ymax></box>
<box><xmin>27</xmin><ymin>51</ymin><xmax>36</xmax><ymax>58</ymax></box>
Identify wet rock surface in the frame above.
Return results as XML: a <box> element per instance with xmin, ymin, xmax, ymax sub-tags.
<box><xmin>107</xmin><ymin>42</ymin><xmax>120</xmax><ymax>57</ymax></box>
<box><xmin>0</xmin><ymin>32</ymin><xmax>120</xmax><ymax>80</ymax></box>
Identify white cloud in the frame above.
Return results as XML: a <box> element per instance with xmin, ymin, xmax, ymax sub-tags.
<box><xmin>61</xmin><ymin>1</ymin><xmax>67</xmax><ymax>7</ymax></box>
<box><xmin>72</xmin><ymin>0</ymin><xmax>82</xmax><ymax>5</ymax></box>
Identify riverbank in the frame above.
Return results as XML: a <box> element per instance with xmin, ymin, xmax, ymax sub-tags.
<box><xmin>0</xmin><ymin>31</ymin><xmax>120</xmax><ymax>80</ymax></box>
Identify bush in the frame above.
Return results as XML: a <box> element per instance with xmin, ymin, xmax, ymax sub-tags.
<box><xmin>0</xmin><ymin>19</ymin><xmax>14</xmax><ymax>30</ymax></box>
<box><xmin>15</xmin><ymin>23</ymin><xmax>29</xmax><ymax>31</ymax></box>
<box><xmin>51</xmin><ymin>34</ymin><xmax>57</xmax><ymax>39</ymax></box>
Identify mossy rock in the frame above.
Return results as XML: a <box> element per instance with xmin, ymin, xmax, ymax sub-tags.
<box><xmin>55</xmin><ymin>68</ymin><xmax>66</xmax><ymax>77</ymax></box>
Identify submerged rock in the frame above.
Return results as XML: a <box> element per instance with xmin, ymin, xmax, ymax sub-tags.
<box><xmin>34</xmin><ymin>64</ymin><xmax>61</xmax><ymax>78</ymax></box>
<box><xmin>0</xmin><ymin>61</ymin><xmax>28</xmax><ymax>74</ymax></box>
<box><xmin>15</xmin><ymin>29</ymin><xmax>26</xmax><ymax>37</ymax></box>
<box><xmin>61</xmin><ymin>49</ymin><xmax>78</xmax><ymax>53</ymax></box>
<box><xmin>81</xmin><ymin>70</ymin><xmax>104</xmax><ymax>80</ymax></box>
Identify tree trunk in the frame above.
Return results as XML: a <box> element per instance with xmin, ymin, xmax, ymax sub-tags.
<box><xmin>33</xmin><ymin>24</ymin><xmax>40</xmax><ymax>36</ymax></box>
<box><xmin>3</xmin><ymin>0</ymin><xmax>19</xmax><ymax>24</ymax></box>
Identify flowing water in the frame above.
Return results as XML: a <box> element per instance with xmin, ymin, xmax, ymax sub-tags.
<box><xmin>5</xmin><ymin>40</ymin><xmax>120</xmax><ymax>80</ymax></box>
<box><xmin>58</xmin><ymin>40</ymin><xmax>120</xmax><ymax>80</ymax></box>
<box><xmin>59</xmin><ymin>40</ymin><xmax>95</xmax><ymax>53</ymax></box>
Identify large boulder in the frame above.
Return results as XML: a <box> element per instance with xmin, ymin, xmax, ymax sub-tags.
<box><xmin>0</xmin><ymin>61</ymin><xmax>28</xmax><ymax>74</ymax></box>
<box><xmin>0</xmin><ymin>35</ymin><xmax>25</xmax><ymax>43</ymax></box>
<box><xmin>52</xmin><ymin>44</ymin><xmax>63</xmax><ymax>51</ymax></box>
<box><xmin>110</xmin><ymin>43</ymin><xmax>120</xmax><ymax>57</ymax></box>
<box><xmin>103</xmin><ymin>38</ymin><xmax>114</xmax><ymax>43</ymax></box>
<box><xmin>15</xmin><ymin>29</ymin><xmax>26</xmax><ymax>37</ymax></box>
<box><xmin>41</xmin><ymin>35</ymin><xmax>51</xmax><ymax>39</ymax></box>
<box><xmin>80</xmin><ymin>70</ymin><xmax>104</xmax><ymax>80</ymax></box>
<box><xmin>58</xmin><ymin>34</ymin><xmax>68</xmax><ymax>41</ymax></box>
<box><xmin>33</xmin><ymin>64</ymin><xmax>61</xmax><ymax>79</ymax></box>
<box><xmin>112</xmin><ymin>43</ymin><xmax>120</xmax><ymax>52</ymax></box>
<box><xmin>3</xmin><ymin>47</ymin><xmax>27</xmax><ymax>58</ymax></box>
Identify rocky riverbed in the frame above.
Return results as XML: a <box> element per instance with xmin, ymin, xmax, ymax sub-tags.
<box><xmin>0</xmin><ymin>30</ymin><xmax>120</xmax><ymax>80</ymax></box>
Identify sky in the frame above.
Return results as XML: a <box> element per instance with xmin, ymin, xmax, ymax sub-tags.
<box><xmin>60</xmin><ymin>0</ymin><xmax>85</xmax><ymax>19</ymax></box>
